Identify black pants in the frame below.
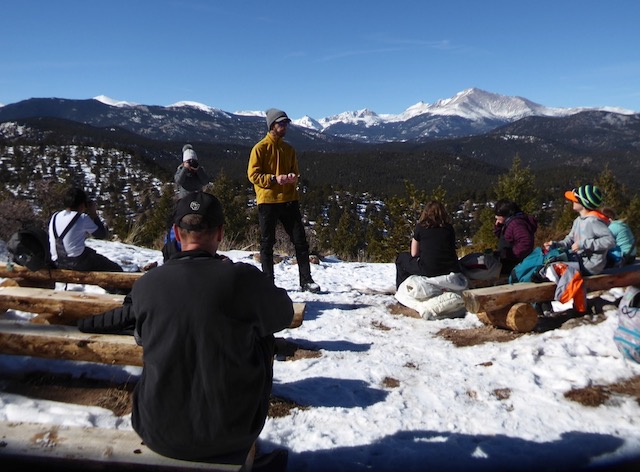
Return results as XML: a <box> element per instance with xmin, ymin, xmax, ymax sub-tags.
<box><xmin>56</xmin><ymin>247</ymin><xmax>123</xmax><ymax>272</ymax></box>
<box><xmin>500</xmin><ymin>257</ymin><xmax>518</xmax><ymax>276</ymax></box>
<box><xmin>258</xmin><ymin>201</ymin><xmax>312</xmax><ymax>285</ymax></box>
<box><xmin>395</xmin><ymin>252</ymin><xmax>428</xmax><ymax>289</ymax></box>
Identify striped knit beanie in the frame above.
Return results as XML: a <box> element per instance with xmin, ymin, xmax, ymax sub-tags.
<box><xmin>564</xmin><ymin>184</ymin><xmax>603</xmax><ymax>210</ymax></box>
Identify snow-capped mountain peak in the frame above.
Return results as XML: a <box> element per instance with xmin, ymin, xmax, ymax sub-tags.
<box><xmin>169</xmin><ymin>101</ymin><xmax>226</xmax><ymax>114</ymax></box>
<box><xmin>422</xmin><ymin>87</ymin><xmax>556</xmax><ymax>121</ymax></box>
<box><xmin>233</xmin><ymin>110</ymin><xmax>265</xmax><ymax>117</ymax></box>
<box><xmin>93</xmin><ymin>95</ymin><xmax>137</xmax><ymax>107</ymax></box>
<box><xmin>318</xmin><ymin>108</ymin><xmax>385</xmax><ymax>128</ymax></box>
<box><xmin>294</xmin><ymin>115</ymin><xmax>322</xmax><ymax>131</ymax></box>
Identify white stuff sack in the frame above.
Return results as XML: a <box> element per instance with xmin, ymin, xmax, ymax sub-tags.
<box><xmin>395</xmin><ymin>273</ymin><xmax>468</xmax><ymax>320</ymax></box>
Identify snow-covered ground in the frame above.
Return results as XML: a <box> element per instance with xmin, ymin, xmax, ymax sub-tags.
<box><xmin>1</xmin><ymin>239</ymin><xmax>639</xmax><ymax>471</ymax></box>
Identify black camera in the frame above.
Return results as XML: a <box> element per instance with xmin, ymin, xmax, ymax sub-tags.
<box><xmin>187</xmin><ymin>159</ymin><xmax>199</xmax><ymax>169</ymax></box>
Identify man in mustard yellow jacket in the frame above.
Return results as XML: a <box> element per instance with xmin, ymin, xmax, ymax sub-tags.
<box><xmin>248</xmin><ymin>108</ymin><xmax>320</xmax><ymax>292</ymax></box>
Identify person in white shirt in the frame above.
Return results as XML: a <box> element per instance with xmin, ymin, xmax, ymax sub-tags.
<box><xmin>48</xmin><ymin>187</ymin><xmax>122</xmax><ymax>272</ymax></box>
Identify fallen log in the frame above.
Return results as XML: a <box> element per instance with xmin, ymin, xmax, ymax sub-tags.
<box><xmin>0</xmin><ymin>420</ymin><xmax>244</xmax><ymax>471</ymax></box>
<box><xmin>463</xmin><ymin>281</ymin><xmax>555</xmax><ymax>315</ymax></box>
<box><xmin>463</xmin><ymin>263</ymin><xmax>640</xmax><ymax>332</ymax></box>
<box><xmin>463</xmin><ymin>265</ymin><xmax>640</xmax><ymax>314</ymax></box>
<box><xmin>0</xmin><ymin>262</ymin><xmax>142</xmax><ymax>290</ymax></box>
<box><xmin>0</xmin><ymin>286</ymin><xmax>305</xmax><ymax>329</ymax></box>
<box><xmin>476</xmin><ymin>303</ymin><xmax>539</xmax><ymax>333</ymax></box>
<box><xmin>0</xmin><ymin>319</ymin><xmax>142</xmax><ymax>366</ymax></box>
<box><xmin>0</xmin><ymin>286</ymin><xmax>125</xmax><ymax>324</ymax></box>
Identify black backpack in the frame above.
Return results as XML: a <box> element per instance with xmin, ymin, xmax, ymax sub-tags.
<box><xmin>7</xmin><ymin>227</ymin><xmax>54</xmax><ymax>271</ymax></box>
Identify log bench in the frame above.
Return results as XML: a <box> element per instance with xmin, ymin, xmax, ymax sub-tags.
<box><xmin>0</xmin><ymin>420</ymin><xmax>246</xmax><ymax>471</ymax></box>
<box><xmin>0</xmin><ymin>286</ymin><xmax>305</xmax><ymax>328</ymax></box>
<box><xmin>462</xmin><ymin>263</ymin><xmax>640</xmax><ymax>332</ymax></box>
<box><xmin>0</xmin><ymin>285</ymin><xmax>304</xmax><ymax>367</ymax></box>
<box><xmin>0</xmin><ymin>319</ymin><xmax>143</xmax><ymax>366</ymax></box>
<box><xmin>0</xmin><ymin>275</ymin><xmax>298</xmax><ymax>471</ymax></box>
<box><xmin>0</xmin><ymin>262</ymin><xmax>143</xmax><ymax>291</ymax></box>
<box><xmin>0</xmin><ymin>294</ymin><xmax>306</xmax><ymax>366</ymax></box>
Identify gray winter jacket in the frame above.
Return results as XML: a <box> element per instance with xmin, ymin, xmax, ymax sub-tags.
<box><xmin>174</xmin><ymin>164</ymin><xmax>210</xmax><ymax>198</ymax></box>
<box><xmin>556</xmin><ymin>211</ymin><xmax>616</xmax><ymax>274</ymax></box>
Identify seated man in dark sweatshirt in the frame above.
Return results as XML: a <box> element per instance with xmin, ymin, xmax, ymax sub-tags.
<box><xmin>79</xmin><ymin>191</ymin><xmax>292</xmax><ymax>469</ymax></box>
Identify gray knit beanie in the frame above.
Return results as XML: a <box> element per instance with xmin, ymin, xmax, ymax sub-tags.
<box><xmin>265</xmin><ymin>109</ymin><xmax>290</xmax><ymax>130</ymax></box>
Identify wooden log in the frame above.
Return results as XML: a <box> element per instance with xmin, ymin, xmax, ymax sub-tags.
<box><xmin>464</xmin><ymin>282</ymin><xmax>555</xmax><ymax>314</ymax></box>
<box><xmin>463</xmin><ymin>265</ymin><xmax>640</xmax><ymax>314</ymax></box>
<box><xmin>0</xmin><ymin>320</ymin><xmax>304</xmax><ymax>367</ymax></box>
<box><xmin>467</xmin><ymin>275</ymin><xmax>509</xmax><ymax>289</ymax></box>
<box><xmin>0</xmin><ymin>286</ymin><xmax>305</xmax><ymax>329</ymax></box>
<box><xmin>0</xmin><ymin>320</ymin><xmax>142</xmax><ymax>366</ymax></box>
<box><xmin>0</xmin><ymin>286</ymin><xmax>125</xmax><ymax>324</ymax></box>
<box><xmin>0</xmin><ymin>262</ymin><xmax>142</xmax><ymax>290</ymax></box>
<box><xmin>476</xmin><ymin>303</ymin><xmax>539</xmax><ymax>332</ymax></box>
<box><xmin>0</xmin><ymin>420</ymin><xmax>244</xmax><ymax>471</ymax></box>
<box><xmin>0</xmin><ymin>278</ymin><xmax>20</xmax><ymax>288</ymax></box>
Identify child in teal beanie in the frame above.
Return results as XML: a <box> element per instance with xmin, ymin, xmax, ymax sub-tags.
<box><xmin>602</xmin><ymin>206</ymin><xmax>638</xmax><ymax>266</ymax></box>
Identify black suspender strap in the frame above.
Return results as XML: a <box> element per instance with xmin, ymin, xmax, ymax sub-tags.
<box><xmin>53</xmin><ymin>211</ymin><xmax>82</xmax><ymax>240</ymax></box>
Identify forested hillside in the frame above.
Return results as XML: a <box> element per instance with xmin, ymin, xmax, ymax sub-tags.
<box><xmin>2</xmin><ymin>114</ymin><xmax>640</xmax><ymax>263</ymax></box>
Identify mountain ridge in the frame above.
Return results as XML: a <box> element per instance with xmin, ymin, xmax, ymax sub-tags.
<box><xmin>2</xmin><ymin>88</ymin><xmax>640</xmax><ymax>196</ymax></box>
<box><xmin>1</xmin><ymin>88</ymin><xmax>636</xmax><ymax>147</ymax></box>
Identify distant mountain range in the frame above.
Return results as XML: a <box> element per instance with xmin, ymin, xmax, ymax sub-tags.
<box><xmin>1</xmin><ymin>88</ymin><xmax>640</xmax><ymax>195</ymax></box>
<box><xmin>0</xmin><ymin>88</ymin><xmax>636</xmax><ymax>148</ymax></box>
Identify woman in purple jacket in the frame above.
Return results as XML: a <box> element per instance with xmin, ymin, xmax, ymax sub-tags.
<box><xmin>493</xmin><ymin>199</ymin><xmax>538</xmax><ymax>274</ymax></box>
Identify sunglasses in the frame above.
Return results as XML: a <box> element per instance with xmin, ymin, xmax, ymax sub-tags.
<box><xmin>276</xmin><ymin>120</ymin><xmax>290</xmax><ymax>127</ymax></box>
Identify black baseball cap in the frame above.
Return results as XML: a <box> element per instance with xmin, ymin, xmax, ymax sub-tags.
<box><xmin>173</xmin><ymin>192</ymin><xmax>225</xmax><ymax>230</ymax></box>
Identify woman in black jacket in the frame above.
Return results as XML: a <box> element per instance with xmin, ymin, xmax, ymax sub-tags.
<box><xmin>395</xmin><ymin>200</ymin><xmax>461</xmax><ymax>289</ymax></box>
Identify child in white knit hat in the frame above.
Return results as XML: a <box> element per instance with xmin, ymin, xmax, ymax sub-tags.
<box><xmin>165</xmin><ymin>144</ymin><xmax>212</xmax><ymax>260</ymax></box>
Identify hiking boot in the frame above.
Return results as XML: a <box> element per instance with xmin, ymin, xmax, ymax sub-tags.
<box><xmin>301</xmin><ymin>281</ymin><xmax>321</xmax><ymax>293</ymax></box>
<box><xmin>540</xmin><ymin>301</ymin><xmax>554</xmax><ymax>317</ymax></box>
<box><xmin>142</xmin><ymin>261</ymin><xmax>158</xmax><ymax>271</ymax></box>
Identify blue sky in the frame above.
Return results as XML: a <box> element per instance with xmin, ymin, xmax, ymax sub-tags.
<box><xmin>2</xmin><ymin>0</ymin><xmax>639</xmax><ymax>119</ymax></box>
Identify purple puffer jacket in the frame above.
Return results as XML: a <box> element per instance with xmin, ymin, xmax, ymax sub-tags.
<box><xmin>494</xmin><ymin>213</ymin><xmax>538</xmax><ymax>262</ymax></box>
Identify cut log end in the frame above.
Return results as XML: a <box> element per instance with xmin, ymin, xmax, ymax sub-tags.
<box><xmin>477</xmin><ymin>302</ymin><xmax>538</xmax><ymax>333</ymax></box>
<box><xmin>506</xmin><ymin>303</ymin><xmax>538</xmax><ymax>332</ymax></box>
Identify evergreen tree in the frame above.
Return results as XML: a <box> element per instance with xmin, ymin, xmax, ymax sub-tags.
<box><xmin>624</xmin><ymin>195</ymin><xmax>640</xmax><ymax>244</ymax></box>
<box><xmin>316</xmin><ymin>196</ymin><xmax>342</xmax><ymax>254</ymax></box>
<box><xmin>127</xmin><ymin>184</ymin><xmax>175</xmax><ymax>248</ymax></box>
<box><xmin>362</xmin><ymin>201</ymin><xmax>388</xmax><ymax>262</ymax></box>
<box><xmin>371</xmin><ymin>181</ymin><xmax>429</xmax><ymax>263</ymax></box>
<box><xmin>549</xmin><ymin>198</ymin><xmax>577</xmax><ymax>242</ymax></box>
<box><xmin>595</xmin><ymin>165</ymin><xmax>630</xmax><ymax>212</ymax></box>
<box><xmin>468</xmin><ymin>205</ymin><xmax>497</xmax><ymax>255</ymax></box>
<box><xmin>207</xmin><ymin>171</ymin><xmax>250</xmax><ymax>247</ymax></box>
<box><xmin>33</xmin><ymin>179</ymin><xmax>71</xmax><ymax>224</ymax></box>
<box><xmin>300</xmin><ymin>184</ymin><xmax>331</xmax><ymax>225</ymax></box>
<box><xmin>593</xmin><ymin>166</ymin><xmax>640</xmax><ymax>249</ymax></box>
<box><xmin>472</xmin><ymin>154</ymin><xmax>539</xmax><ymax>252</ymax></box>
<box><xmin>333</xmin><ymin>201</ymin><xmax>363</xmax><ymax>261</ymax></box>
<box><xmin>495</xmin><ymin>154</ymin><xmax>539</xmax><ymax>215</ymax></box>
